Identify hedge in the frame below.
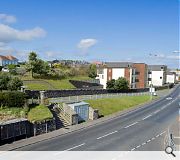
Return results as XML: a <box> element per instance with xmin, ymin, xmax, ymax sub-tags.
<box><xmin>0</xmin><ymin>91</ymin><xmax>26</xmax><ymax>108</ymax></box>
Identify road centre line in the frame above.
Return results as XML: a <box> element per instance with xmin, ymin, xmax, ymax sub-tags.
<box><xmin>131</xmin><ymin>131</ymin><xmax>166</xmax><ymax>151</ymax></box>
<box><xmin>97</xmin><ymin>131</ymin><xmax>118</xmax><ymax>140</ymax></box>
<box><xmin>154</xmin><ymin>109</ymin><xmax>161</xmax><ymax>114</ymax></box>
<box><xmin>124</xmin><ymin>122</ymin><xmax>138</xmax><ymax>129</ymax></box>
<box><xmin>54</xmin><ymin>143</ymin><xmax>86</xmax><ymax>155</ymax></box>
<box><xmin>142</xmin><ymin>114</ymin><xmax>152</xmax><ymax>120</ymax></box>
<box><xmin>65</xmin><ymin>143</ymin><xmax>85</xmax><ymax>151</ymax></box>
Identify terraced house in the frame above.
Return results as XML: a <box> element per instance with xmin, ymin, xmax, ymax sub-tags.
<box><xmin>0</xmin><ymin>55</ymin><xmax>18</xmax><ymax>66</ymax></box>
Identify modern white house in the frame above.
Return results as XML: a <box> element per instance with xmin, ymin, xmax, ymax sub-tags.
<box><xmin>148</xmin><ymin>65</ymin><xmax>167</xmax><ymax>87</ymax></box>
<box><xmin>0</xmin><ymin>55</ymin><xmax>18</xmax><ymax>66</ymax></box>
<box><xmin>166</xmin><ymin>72</ymin><xmax>176</xmax><ymax>84</ymax></box>
<box><xmin>96</xmin><ymin>62</ymin><xmax>137</xmax><ymax>89</ymax></box>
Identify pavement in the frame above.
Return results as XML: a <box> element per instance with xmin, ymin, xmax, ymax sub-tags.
<box><xmin>0</xmin><ymin>85</ymin><xmax>179</xmax><ymax>151</ymax></box>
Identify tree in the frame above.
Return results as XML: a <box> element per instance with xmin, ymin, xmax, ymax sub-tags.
<box><xmin>7</xmin><ymin>77</ymin><xmax>23</xmax><ymax>91</ymax></box>
<box><xmin>114</xmin><ymin>77</ymin><xmax>129</xmax><ymax>90</ymax></box>
<box><xmin>106</xmin><ymin>79</ymin><xmax>116</xmax><ymax>89</ymax></box>
<box><xmin>26</xmin><ymin>52</ymin><xmax>38</xmax><ymax>77</ymax></box>
<box><xmin>88</xmin><ymin>64</ymin><xmax>97</xmax><ymax>78</ymax></box>
<box><xmin>34</xmin><ymin>59</ymin><xmax>50</xmax><ymax>76</ymax></box>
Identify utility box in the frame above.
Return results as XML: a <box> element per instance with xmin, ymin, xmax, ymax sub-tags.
<box><xmin>68</xmin><ymin>101</ymin><xmax>89</xmax><ymax>122</ymax></box>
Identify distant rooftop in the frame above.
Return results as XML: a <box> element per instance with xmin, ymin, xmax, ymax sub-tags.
<box><xmin>148</xmin><ymin>65</ymin><xmax>167</xmax><ymax>71</ymax></box>
<box><xmin>104</xmin><ymin>62</ymin><xmax>133</xmax><ymax>68</ymax></box>
<box><xmin>0</xmin><ymin>55</ymin><xmax>18</xmax><ymax>60</ymax></box>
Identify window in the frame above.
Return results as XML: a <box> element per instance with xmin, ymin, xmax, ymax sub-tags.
<box><xmin>97</xmin><ymin>69</ymin><xmax>104</xmax><ymax>74</ymax></box>
<box><xmin>160</xmin><ymin>77</ymin><xmax>162</xmax><ymax>79</ymax></box>
<box><xmin>148</xmin><ymin>78</ymin><xmax>151</xmax><ymax>81</ymax></box>
<box><xmin>102</xmin><ymin>75</ymin><xmax>104</xmax><ymax>79</ymax></box>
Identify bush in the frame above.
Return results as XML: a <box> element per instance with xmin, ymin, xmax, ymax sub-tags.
<box><xmin>0</xmin><ymin>91</ymin><xmax>26</xmax><ymax>108</ymax></box>
<box><xmin>7</xmin><ymin>77</ymin><xmax>23</xmax><ymax>91</ymax></box>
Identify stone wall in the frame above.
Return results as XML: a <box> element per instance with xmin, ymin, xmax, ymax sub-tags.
<box><xmin>26</xmin><ymin>88</ymin><xmax>149</xmax><ymax>99</ymax></box>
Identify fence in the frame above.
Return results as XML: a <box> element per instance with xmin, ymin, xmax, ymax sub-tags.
<box><xmin>49</xmin><ymin>92</ymin><xmax>150</xmax><ymax>103</ymax></box>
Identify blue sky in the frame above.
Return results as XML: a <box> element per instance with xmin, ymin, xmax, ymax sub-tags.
<box><xmin>0</xmin><ymin>0</ymin><xmax>179</xmax><ymax>68</ymax></box>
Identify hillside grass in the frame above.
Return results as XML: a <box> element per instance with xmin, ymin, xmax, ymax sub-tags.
<box><xmin>22</xmin><ymin>75</ymin><xmax>91</xmax><ymax>90</ymax></box>
<box><xmin>28</xmin><ymin>105</ymin><xmax>53</xmax><ymax>123</ymax></box>
<box><xmin>86</xmin><ymin>95</ymin><xmax>151</xmax><ymax>116</ymax></box>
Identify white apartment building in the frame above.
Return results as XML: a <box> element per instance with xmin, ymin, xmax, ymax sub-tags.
<box><xmin>96</xmin><ymin>62</ymin><xmax>136</xmax><ymax>89</ymax></box>
<box><xmin>148</xmin><ymin>65</ymin><xmax>167</xmax><ymax>87</ymax></box>
<box><xmin>166</xmin><ymin>72</ymin><xmax>176</xmax><ymax>84</ymax></box>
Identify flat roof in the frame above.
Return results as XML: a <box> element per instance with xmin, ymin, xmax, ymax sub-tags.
<box><xmin>0</xmin><ymin>118</ymin><xmax>28</xmax><ymax>125</ymax></box>
<box><xmin>67</xmin><ymin>101</ymin><xmax>89</xmax><ymax>107</ymax></box>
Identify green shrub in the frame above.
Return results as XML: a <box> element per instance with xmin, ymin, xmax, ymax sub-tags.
<box><xmin>0</xmin><ymin>91</ymin><xmax>26</xmax><ymax>108</ymax></box>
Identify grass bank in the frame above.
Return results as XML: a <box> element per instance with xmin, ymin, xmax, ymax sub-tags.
<box><xmin>22</xmin><ymin>76</ymin><xmax>91</xmax><ymax>90</ymax></box>
<box><xmin>86</xmin><ymin>95</ymin><xmax>151</xmax><ymax>116</ymax></box>
<box><xmin>28</xmin><ymin>105</ymin><xmax>53</xmax><ymax>123</ymax></box>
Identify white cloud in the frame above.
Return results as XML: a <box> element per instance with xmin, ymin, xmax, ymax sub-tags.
<box><xmin>0</xmin><ymin>24</ymin><xmax>46</xmax><ymax>43</ymax></box>
<box><xmin>167</xmin><ymin>55</ymin><xmax>180</xmax><ymax>60</ymax></box>
<box><xmin>77</xmin><ymin>38</ymin><xmax>98</xmax><ymax>49</ymax></box>
<box><xmin>0</xmin><ymin>45</ymin><xmax>29</xmax><ymax>60</ymax></box>
<box><xmin>45</xmin><ymin>51</ymin><xmax>62</xmax><ymax>58</ymax></box>
<box><xmin>0</xmin><ymin>14</ymin><xmax>17</xmax><ymax>24</ymax></box>
<box><xmin>173</xmin><ymin>50</ymin><xmax>180</xmax><ymax>53</ymax></box>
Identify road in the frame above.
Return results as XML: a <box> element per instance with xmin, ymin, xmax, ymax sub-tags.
<box><xmin>15</xmin><ymin>85</ymin><xmax>180</xmax><ymax>151</ymax></box>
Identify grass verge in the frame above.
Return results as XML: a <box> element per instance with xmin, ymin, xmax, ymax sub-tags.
<box><xmin>28</xmin><ymin>105</ymin><xmax>53</xmax><ymax>123</ymax></box>
<box><xmin>86</xmin><ymin>95</ymin><xmax>152</xmax><ymax>116</ymax></box>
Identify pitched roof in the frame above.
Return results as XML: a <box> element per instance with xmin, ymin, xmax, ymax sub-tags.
<box><xmin>0</xmin><ymin>55</ymin><xmax>18</xmax><ymax>60</ymax></box>
<box><xmin>104</xmin><ymin>62</ymin><xmax>133</xmax><ymax>68</ymax></box>
<box><xmin>5</xmin><ymin>55</ymin><xmax>18</xmax><ymax>60</ymax></box>
<box><xmin>0</xmin><ymin>55</ymin><xmax>9</xmax><ymax>60</ymax></box>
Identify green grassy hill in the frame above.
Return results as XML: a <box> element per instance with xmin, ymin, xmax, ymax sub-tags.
<box><xmin>22</xmin><ymin>75</ymin><xmax>91</xmax><ymax>90</ymax></box>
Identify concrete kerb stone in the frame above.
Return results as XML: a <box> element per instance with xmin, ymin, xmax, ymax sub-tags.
<box><xmin>0</xmin><ymin>86</ymin><xmax>177</xmax><ymax>151</ymax></box>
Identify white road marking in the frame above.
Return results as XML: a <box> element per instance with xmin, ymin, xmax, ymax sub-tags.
<box><xmin>156</xmin><ymin>134</ymin><xmax>160</xmax><ymax>138</ymax></box>
<box><xmin>142</xmin><ymin>114</ymin><xmax>152</xmax><ymax>120</ymax></box>
<box><xmin>160</xmin><ymin>131</ymin><xmax>166</xmax><ymax>136</ymax></box>
<box><xmin>131</xmin><ymin>148</ymin><xmax>136</xmax><ymax>151</ymax></box>
<box><xmin>132</xmin><ymin>131</ymin><xmax>166</xmax><ymax>151</ymax></box>
<box><xmin>154</xmin><ymin>109</ymin><xmax>161</xmax><ymax>114</ymax></box>
<box><xmin>124</xmin><ymin>122</ymin><xmax>138</xmax><ymax>129</ymax></box>
<box><xmin>96</xmin><ymin>131</ymin><xmax>118</xmax><ymax>140</ymax></box>
<box><xmin>65</xmin><ymin>143</ymin><xmax>85</xmax><ymax>151</ymax></box>
<box><xmin>151</xmin><ymin>137</ymin><xmax>155</xmax><ymax>140</ymax></box>
<box><xmin>147</xmin><ymin>139</ymin><xmax>151</xmax><ymax>143</ymax></box>
<box><xmin>54</xmin><ymin>143</ymin><xmax>86</xmax><ymax>155</ymax></box>
<box><xmin>136</xmin><ymin>145</ymin><xmax>141</xmax><ymax>149</ymax></box>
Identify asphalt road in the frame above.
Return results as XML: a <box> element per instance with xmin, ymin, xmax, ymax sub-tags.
<box><xmin>16</xmin><ymin>85</ymin><xmax>180</xmax><ymax>151</ymax></box>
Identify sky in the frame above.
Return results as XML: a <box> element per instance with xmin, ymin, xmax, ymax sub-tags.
<box><xmin>0</xmin><ymin>0</ymin><xmax>179</xmax><ymax>68</ymax></box>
